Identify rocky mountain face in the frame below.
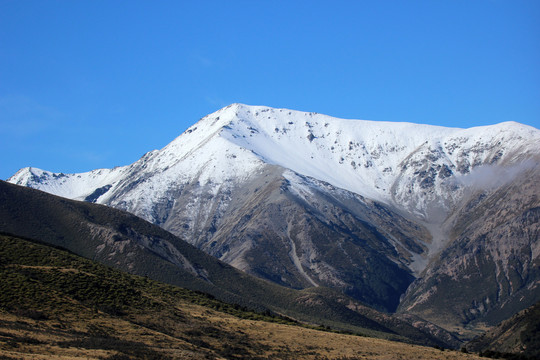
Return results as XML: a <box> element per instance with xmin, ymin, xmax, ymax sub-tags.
<box><xmin>399</xmin><ymin>161</ymin><xmax>540</xmax><ymax>333</ymax></box>
<box><xmin>8</xmin><ymin>104</ymin><xmax>540</xmax><ymax>332</ymax></box>
<box><xmin>179</xmin><ymin>166</ymin><xmax>426</xmax><ymax>312</ymax></box>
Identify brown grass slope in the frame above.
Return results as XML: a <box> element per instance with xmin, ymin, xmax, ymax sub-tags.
<box><xmin>0</xmin><ymin>180</ymin><xmax>460</xmax><ymax>348</ymax></box>
<box><xmin>0</xmin><ymin>234</ymin><xmax>482</xmax><ymax>360</ymax></box>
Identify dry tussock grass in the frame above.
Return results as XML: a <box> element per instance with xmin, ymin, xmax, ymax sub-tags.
<box><xmin>0</xmin><ymin>304</ymin><xmax>484</xmax><ymax>360</ymax></box>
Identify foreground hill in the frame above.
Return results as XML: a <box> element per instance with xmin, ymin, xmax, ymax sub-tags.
<box><xmin>9</xmin><ymin>104</ymin><xmax>540</xmax><ymax>333</ymax></box>
<box><xmin>0</xmin><ymin>180</ymin><xmax>459</xmax><ymax>348</ymax></box>
<box><xmin>465</xmin><ymin>300</ymin><xmax>540</xmax><ymax>359</ymax></box>
<box><xmin>0</xmin><ymin>234</ymin><xmax>484</xmax><ymax>360</ymax></box>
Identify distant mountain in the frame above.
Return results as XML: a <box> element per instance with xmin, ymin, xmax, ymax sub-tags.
<box><xmin>0</xmin><ymin>180</ymin><xmax>460</xmax><ymax>348</ymax></box>
<box><xmin>8</xmin><ymin>103</ymin><xmax>540</xmax><ymax>333</ymax></box>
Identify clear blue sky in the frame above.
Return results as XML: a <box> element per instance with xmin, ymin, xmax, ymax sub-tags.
<box><xmin>1</xmin><ymin>0</ymin><xmax>539</xmax><ymax>180</ymax></box>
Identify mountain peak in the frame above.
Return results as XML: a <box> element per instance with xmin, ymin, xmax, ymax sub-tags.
<box><xmin>10</xmin><ymin>105</ymin><xmax>539</xmax><ymax>212</ymax></box>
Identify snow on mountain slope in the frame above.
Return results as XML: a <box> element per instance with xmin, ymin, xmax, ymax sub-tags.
<box><xmin>220</xmin><ymin>104</ymin><xmax>459</xmax><ymax>202</ymax></box>
<box><xmin>239</xmin><ymin>107</ymin><xmax>537</xmax><ymax>220</ymax></box>
<box><xmin>10</xmin><ymin>103</ymin><xmax>538</xmax><ymax>214</ymax></box>
<box><xmin>9</xmin><ymin>103</ymin><xmax>540</xmax><ymax>243</ymax></box>
<box><xmin>9</xmin><ymin>166</ymin><xmax>126</xmax><ymax>201</ymax></box>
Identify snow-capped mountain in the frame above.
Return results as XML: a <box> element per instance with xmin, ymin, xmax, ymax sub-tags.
<box><xmin>11</xmin><ymin>104</ymin><xmax>537</xmax><ymax>224</ymax></box>
<box><xmin>8</xmin><ymin>104</ymin><xmax>540</xmax><ymax>329</ymax></box>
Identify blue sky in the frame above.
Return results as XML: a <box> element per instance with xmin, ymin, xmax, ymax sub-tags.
<box><xmin>1</xmin><ymin>0</ymin><xmax>539</xmax><ymax>180</ymax></box>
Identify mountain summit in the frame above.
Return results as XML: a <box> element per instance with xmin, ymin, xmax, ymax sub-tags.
<box><xmin>9</xmin><ymin>104</ymin><xmax>540</xmax><ymax>331</ymax></box>
<box><xmin>11</xmin><ymin>104</ymin><xmax>538</xmax><ymax>216</ymax></box>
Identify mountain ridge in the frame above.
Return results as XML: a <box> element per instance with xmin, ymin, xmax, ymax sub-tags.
<box><xmin>10</xmin><ymin>104</ymin><xmax>539</xmax><ymax>207</ymax></box>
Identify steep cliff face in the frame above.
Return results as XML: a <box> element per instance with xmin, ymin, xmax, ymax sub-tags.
<box><xmin>8</xmin><ymin>104</ymin><xmax>540</xmax><ymax>327</ymax></box>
